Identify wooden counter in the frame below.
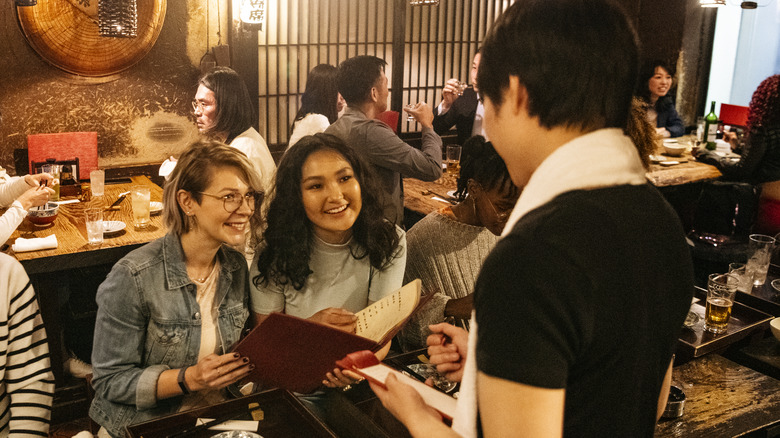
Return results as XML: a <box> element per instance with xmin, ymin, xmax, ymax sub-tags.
<box><xmin>403</xmin><ymin>174</ymin><xmax>458</xmax><ymax>218</ymax></box>
<box><xmin>655</xmin><ymin>354</ymin><xmax>780</xmax><ymax>437</ymax></box>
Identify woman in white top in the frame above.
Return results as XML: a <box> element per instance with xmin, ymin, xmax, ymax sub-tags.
<box><xmin>251</xmin><ymin>133</ymin><xmax>405</xmax><ymax>387</ymax></box>
<box><xmin>193</xmin><ymin>67</ymin><xmax>276</xmax><ymax>189</ymax></box>
<box><xmin>287</xmin><ymin>64</ymin><xmax>346</xmax><ymax>148</ymax></box>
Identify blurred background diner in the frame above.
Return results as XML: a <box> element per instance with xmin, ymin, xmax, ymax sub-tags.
<box><xmin>287</xmin><ymin>64</ymin><xmax>345</xmax><ymax>148</ymax></box>
<box><xmin>1</xmin><ymin>0</ymin><xmax>780</xmax><ymax>436</ymax></box>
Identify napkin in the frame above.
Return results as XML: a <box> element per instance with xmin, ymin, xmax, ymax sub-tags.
<box><xmin>159</xmin><ymin>157</ymin><xmax>177</xmax><ymax>180</ymax></box>
<box><xmin>12</xmin><ymin>235</ymin><xmax>58</xmax><ymax>252</ymax></box>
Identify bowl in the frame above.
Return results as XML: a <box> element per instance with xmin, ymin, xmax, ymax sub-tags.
<box><xmin>663</xmin><ymin>142</ymin><xmax>687</xmax><ymax>157</ymax></box>
<box><xmin>771</xmin><ymin>317</ymin><xmax>780</xmax><ymax>342</ymax></box>
<box><xmin>26</xmin><ymin>202</ymin><xmax>59</xmax><ymax>227</ymax></box>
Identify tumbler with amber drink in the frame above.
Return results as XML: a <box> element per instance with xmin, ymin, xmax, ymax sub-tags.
<box><xmin>704</xmin><ymin>273</ymin><xmax>738</xmax><ymax>334</ymax></box>
<box><xmin>446</xmin><ymin>145</ymin><xmax>462</xmax><ymax>177</ymax></box>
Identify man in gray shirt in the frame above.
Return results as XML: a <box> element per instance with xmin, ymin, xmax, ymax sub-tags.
<box><xmin>325</xmin><ymin>56</ymin><xmax>443</xmax><ymax>225</ymax></box>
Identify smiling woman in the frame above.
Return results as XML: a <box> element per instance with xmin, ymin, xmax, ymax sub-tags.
<box><xmin>90</xmin><ymin>140</ymin><xmax>264</xmax><ymax>437</ymax></box>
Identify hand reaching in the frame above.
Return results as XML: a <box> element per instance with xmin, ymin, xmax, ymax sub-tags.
<box><xmin>186</xmin><ymin>352</ymin><xmax>252</xmax><ymax>392</ymax></box>
<box><xmin>16</xmin><ymin>184</ymin><xmax>54</xmax><ymax>210</ymax></box>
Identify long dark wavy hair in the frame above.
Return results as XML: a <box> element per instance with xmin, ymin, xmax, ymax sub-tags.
<box><xmin>198</xmin><ymin>67</ymin><xmax>255</xmax><ymax>143</ymax></box>
<box><xmin>292</xmin><ymin>64</ymin><xmax>339</xmax><ymax>131</ymax></box>
<box><xmin>747</xmin><ymin>74</ymin><xmax>780</xmax><ymax>132</ymax></box>
<box><xmin>453</xmin><ymin>135</ymin><xmax>518</xmax><ymax>202</ymax></box>
<box><xmin>253</xmin><ymin>133</ymin><xmax>400</xmax><ymax>290</ymax></box>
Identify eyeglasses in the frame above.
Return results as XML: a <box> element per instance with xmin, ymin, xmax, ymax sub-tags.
<box><xmin>191</xmin><ymin>99</ymin><xmax>214</xmax><ymax>113</ymax></box>
<box><xmin>199</xmin><ymin>191</ymin><xmax>261</xmax><ymax>213</ymax></box>
<box><xmin>483</xmin><ymin>195</ymin><xmax>511</xmax><ymax>221</ymax></box>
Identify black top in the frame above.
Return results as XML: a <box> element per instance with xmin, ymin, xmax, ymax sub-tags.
<box><xmin>475</xmin><ymin>184</ymin><xmax>693</xmax><ymax>437</ymax></box>
<box><xmin>654</xmin><ymin>96</ymin><xmax>684</xmax><ymax>138</ymax></box>
<box><xmin>432</xmin><ymin>87</ymin><xmax>479</xmax><ymax>145</ymax></box>
<box><xmin>697</xmin><ymin>126</ymin><xmax>780</xmax><ymax>185</ymax></box>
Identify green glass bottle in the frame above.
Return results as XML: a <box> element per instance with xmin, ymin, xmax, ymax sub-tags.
<box><xmin>704</xmin><ymin>101</ymin><xmax>718</xmax><ymax>150</ymax></box>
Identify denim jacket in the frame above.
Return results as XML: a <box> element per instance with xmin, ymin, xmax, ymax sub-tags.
<box><xmin>89</xmin><ymin>233</ymin><xmax>250</xmax><ymax>437</ymax></box>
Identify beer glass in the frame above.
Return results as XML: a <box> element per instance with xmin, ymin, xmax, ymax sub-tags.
<box><xmin>40</xmin><ymin>164</ymin><xmax>61</xmax><ymax>202</ymax></box>
<box><xmin>446</xmin><ymin>145</ymin><xmax>462</xmax><ymax>176</ymax></box>
<box><xmin>704</xmin><ymin>273</ymin><xmax>738</xmax><ymax>334</ymax></box>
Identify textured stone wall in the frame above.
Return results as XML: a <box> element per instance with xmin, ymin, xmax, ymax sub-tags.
<box><xmin>0</xmin><ymin>0</ymin><xmax>223</xmax><ymax>175</ymax></box>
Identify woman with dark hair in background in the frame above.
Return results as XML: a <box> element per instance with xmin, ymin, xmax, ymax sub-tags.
<box><xmin>695</xmin><ymin>74</ymin><xmax>780</xmax><ymax>235</ymax></box>
<box><xmin>287</xmin><ymin>64</ymin><xmax>346</xmax><ymax>148</ymax></box>
<box><xmin>398</xmin><ymin>136</ymin><xmax>519</xmax><ymax>351</ymax></box>
<box><xmin>251</xmin><ymin>133</ymin><xmax>404</xmax><ymax>387</ymax></box>
<box><xmin>636</xmin><ymin>60</ymin><xmax>684</xmax><ymax>138</ymax></box>
<box><xmin>194</xmin><ymin>67</ymin><xmax>276</xmax><ymax>188</ymax></box>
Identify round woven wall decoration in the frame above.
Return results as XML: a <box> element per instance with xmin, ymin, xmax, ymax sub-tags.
<box><xmin>16</xmin><ymin>0</ymin><xmax>166</xmax><ymax>77</ymax></box>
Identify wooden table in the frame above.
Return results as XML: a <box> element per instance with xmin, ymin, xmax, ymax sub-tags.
<box><xmin>5</xmin><ymin>175</ymin><xmax>166</xmax><ymax>383</ymax></box>
<box><xmin>645</xmin><ymin>144</ymin><xmax>723</xmax><ymax>188</ymax></box>
<box><xmin>655</xmin><ymin>354</ymin><xmax>780</xmax><ymax>437</ymax></box>
<box><xmin>403</xmin><ymin>173</ymin><xmax>458</xmax><ymax>218</ymax></box>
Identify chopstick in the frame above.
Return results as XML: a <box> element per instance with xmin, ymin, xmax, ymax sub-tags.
<box><xmin>106</xmin><ymin>191</ymin><xmax>130</xmax><ymax>210</ymax></box>
<box><xmin>422</xmin><ymin>190</ymin><xmax>457</xmax><ymax>205</ymax></box>
<box><xmin>37</xmin><ymin>179</ymin><xmax>48</xmax><ymax>211</ymax></box>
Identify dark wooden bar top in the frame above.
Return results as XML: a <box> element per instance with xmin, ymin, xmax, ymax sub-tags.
<box><xmin>655</xmin><ymin>354</ymin><xmax>780</xmax><ymax>437</ymax></box>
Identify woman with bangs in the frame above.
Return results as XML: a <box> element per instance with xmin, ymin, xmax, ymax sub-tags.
<box><xmin>90</xmin><ymin>141</ymin><xmax>264</xmax><ymax>437</ymax></box>
<box><xmin>251</xmin><ymin>133</ymin><xmax>405</xmax><ymax>388</ymax></box>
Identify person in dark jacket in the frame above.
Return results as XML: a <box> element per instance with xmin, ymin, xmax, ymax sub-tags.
<box><xmin>636</xmin><ymin>60</ymin><xmax>684</xmax><ymax>138</ymax></box>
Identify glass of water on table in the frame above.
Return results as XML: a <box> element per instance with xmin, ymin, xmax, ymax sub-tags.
<box><xmin>745</xmin><ymin>234</ymin><xmax>776</xmax><ymax>286</ymax></box>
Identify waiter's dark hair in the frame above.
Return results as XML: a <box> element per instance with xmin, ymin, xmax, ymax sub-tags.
<box><xmin>337</xmin><ymin>56</ymin><xmax>388</xmax><ymax>106</ymax></box>
<box><xmin>477</xmin><ymin>0</ymin><xmax>639</xmax><ymax>131</ymax></box>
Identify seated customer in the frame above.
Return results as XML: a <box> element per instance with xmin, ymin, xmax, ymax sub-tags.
<box><xmin>194</xmin><ymin>67</ymin><xmax>276</xmax><ymax>188</ymax></box>
<box><xmin>636</xmin><ymin>60</ymin><xmax>684</xmax><ymax>138</ymax></box>
<box><xmin>695</xmin><ymin>74</ymin><xmax>780</xmax><ymax>235</ymax></box>
<box><xmin>288</xmin><ymin>64</ymin><xmax>345</xmax><ymax>148</ymax></box>
<box><xmin>90</xmin><ymin>141</ymin><xmax>262</xmax><ymax>438</ymax></box>
<box><xmin>251</xmin><ymin>133</ymin><xmax>405</xmax><ymax>386</ymax></box>
<box><xmin>433</xmin><ymin>50</ymin><xmax>485</xmax><ymax>145</ymax></box>
<box><xmin>0</xmin><ymin>169</ymin><xmax>53</xmax><ymax>245</ymax></box>
<box><xmin>325</xmin><ymin>55</ymin><xmax>442</xmax><ymax>225</ymax></box>
<box><xmin>0</xmin><ymin>253</ymin><xmax>54</xmax><ymax>436</ymax></box>
<box><xmin>398</xmin><ymin>136</ymin><xmax>518</xmax><ymax>351</ymax></box>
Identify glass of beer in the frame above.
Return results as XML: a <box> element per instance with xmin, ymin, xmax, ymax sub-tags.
<box><xmin>131</xmin><ymin>186</ymin><xmax>151</xmax><ymax>229</ymax></box>
<box><xmin>446</xmin><ymin>145</ymin><xmax>462</xmax><ymax>176</ymax></box>
<box><xmin>704</xmin><ymin>273</ymin><xmax>739</xmax><ymax>334</ymax></box>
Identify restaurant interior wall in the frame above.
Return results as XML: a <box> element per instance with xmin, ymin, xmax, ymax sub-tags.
<box><xmin>706</xmin><ymin>0</ymin><xmax>780</xmax><ymax>114</ymax></box>
<box><xmin>0</xmin><ymin>0</ymin><xmax>228</xmax><ymax>175</ymax></box>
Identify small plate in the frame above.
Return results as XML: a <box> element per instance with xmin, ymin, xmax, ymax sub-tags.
<box><xmin>150</xmin><ymin>201</ymin><xmax>163</xmax><ymax>215</ymax></box>
<box><xmin>103</xmin><ymin>220</ymin><xmax>126</xmax><ymax>235</ymax></box>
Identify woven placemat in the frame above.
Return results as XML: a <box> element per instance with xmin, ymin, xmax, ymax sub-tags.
<box><xmin>16</xmin><ymin>0</ymin><xmax>166</xmax><ymax>77</ymax></box>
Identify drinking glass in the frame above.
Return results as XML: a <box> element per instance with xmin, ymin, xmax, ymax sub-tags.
<box><xmin>746</xmin><ymin>234</ymin><xmax>776</xmax><ymax>286</ymax></box>
<box><xmin>454</xmin><ymin>80</ymin><xmax>468</xmax><ymax>96</ymax></box>
<box><xmin>404</xmin><ymin>104</ymin><xmax>416</xmax><ymax>122</ymax></box>
<box><xmin>40</xmin><ymin>164</ymin><xmax>62</xmax><ymax>202</ymax></box>
<box><xmin>90</xmin><ymin>169</ymin><xmax>105</xmax><ymax>197</ymax></box>
<box><xmin>85</xmin><ymin>208</ymin><xmax>104</xmax><ymax>246</ymax></box>
<box><xmin>446</xmin><ymin>145</ymin><xmax>462</xmax><ymax>176</ymax></box>
<box><xmin>704</xmin><ymin>273</ymin><xmax>738</xmax><ymax>334</ymax></box>
<box><xmin>728</xmin><ymin>262</ymin><xmax>753</xmax><ymax>293</ymax></box>
<box><xmin>131</xmin><ymin>186</ymin><xmax>151</xmax><ymax>229</ymax></box>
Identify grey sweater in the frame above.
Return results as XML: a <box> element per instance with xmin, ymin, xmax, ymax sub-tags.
<box><xmin>399</xmin><ymin>211</ymin><xmax>497</xmax><ymax>351</ymax></box>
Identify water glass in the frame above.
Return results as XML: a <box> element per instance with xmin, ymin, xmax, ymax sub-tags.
<box><xmin>446</xmin><ymin>145</ymin><xmax>462</xmax><ymax>176</ymax></box>
<box><xmin>404</xmin><ymin>104</ymin><xmax>416</xmax><ymax>122</ymax></box>
<box><xmin>40</xmin><ymin>164</ymin><xmax>62</xmax><ymax>202</ymax></box>
<box><xmin>90</xmin><ymin>169</ymin><xmax>105</xmax><ymax>197</ymax></box>
<box><xmin>728</xmin><ymin>262</ymin><xmax>753</xmax><ymax>293</ymax></box>
<box><xmin>85</xmin><ymin>208</ymin><xmax>104</xmax><ymax>246</ymax></box>
<box><xmin>131</xmin><ymin>186</ymin><xmax>151</xmax><ymax>229</ymax></box>
<box><xmin>746</xmin><ymin>234</ymin><xmax>776</xmax><ymax>286</ymax></box>
<box><xmin>704</xmin><ymin>273</ymin><xmax>738</xmax><ymax>334</ymax></box>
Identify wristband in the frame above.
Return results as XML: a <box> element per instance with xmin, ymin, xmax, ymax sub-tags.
<box><xmin>178</xmin><ymin>366</ymin><xmax>191</xmax><ymax>395</ymax></box>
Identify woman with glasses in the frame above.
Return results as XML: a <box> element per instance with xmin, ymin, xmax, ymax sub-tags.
<box><xmin>251</xmin><ymin>133</ymin><xmax>405</xmax><ymax>390</ymax></box>
<box><xmin>397</xmin><ymin>136</ymin><xmax>520</xmax><ymax>351</ymax></box>
<box><xmin>193</xmin><ymin>67</ymin><xmax>276</xmax><ymax>189</ymax></box>
<box><xmin>90</xmin><ymin>141</ymin><xmax>264</xmax><ymax>438</ymax></box>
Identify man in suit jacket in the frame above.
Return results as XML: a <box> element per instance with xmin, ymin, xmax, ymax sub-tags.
<box><xmin>433</xmin><ymin>51</ymin><xmax>486</xmax><ymax>145</ymax></box>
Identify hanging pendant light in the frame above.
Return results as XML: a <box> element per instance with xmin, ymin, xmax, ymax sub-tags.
<box><xmin>99</xmin><ymin>0</ymin><xmax>138</xmax><ymax>38</ymax></box>
<box><xmin>240</xmin><ymin>0</ymin><xmax>265</xmax><ymax>30</ymax></box>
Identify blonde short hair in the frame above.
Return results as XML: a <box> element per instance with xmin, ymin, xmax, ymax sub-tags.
<box><xmin>163</xmin><ymin>140</ymin><xmax>264</xmax><ymax>242</ymax></box>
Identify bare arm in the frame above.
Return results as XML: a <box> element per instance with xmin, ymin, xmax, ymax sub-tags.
<box><xmin>478</xmin><ymin>372</ymin><xmax>565</xmax><ymax>438</ymax></box>
<box><xmin>656</xmin><ymin>358</ymin><xmax>674</xmax><ymax>422</ymax></box>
